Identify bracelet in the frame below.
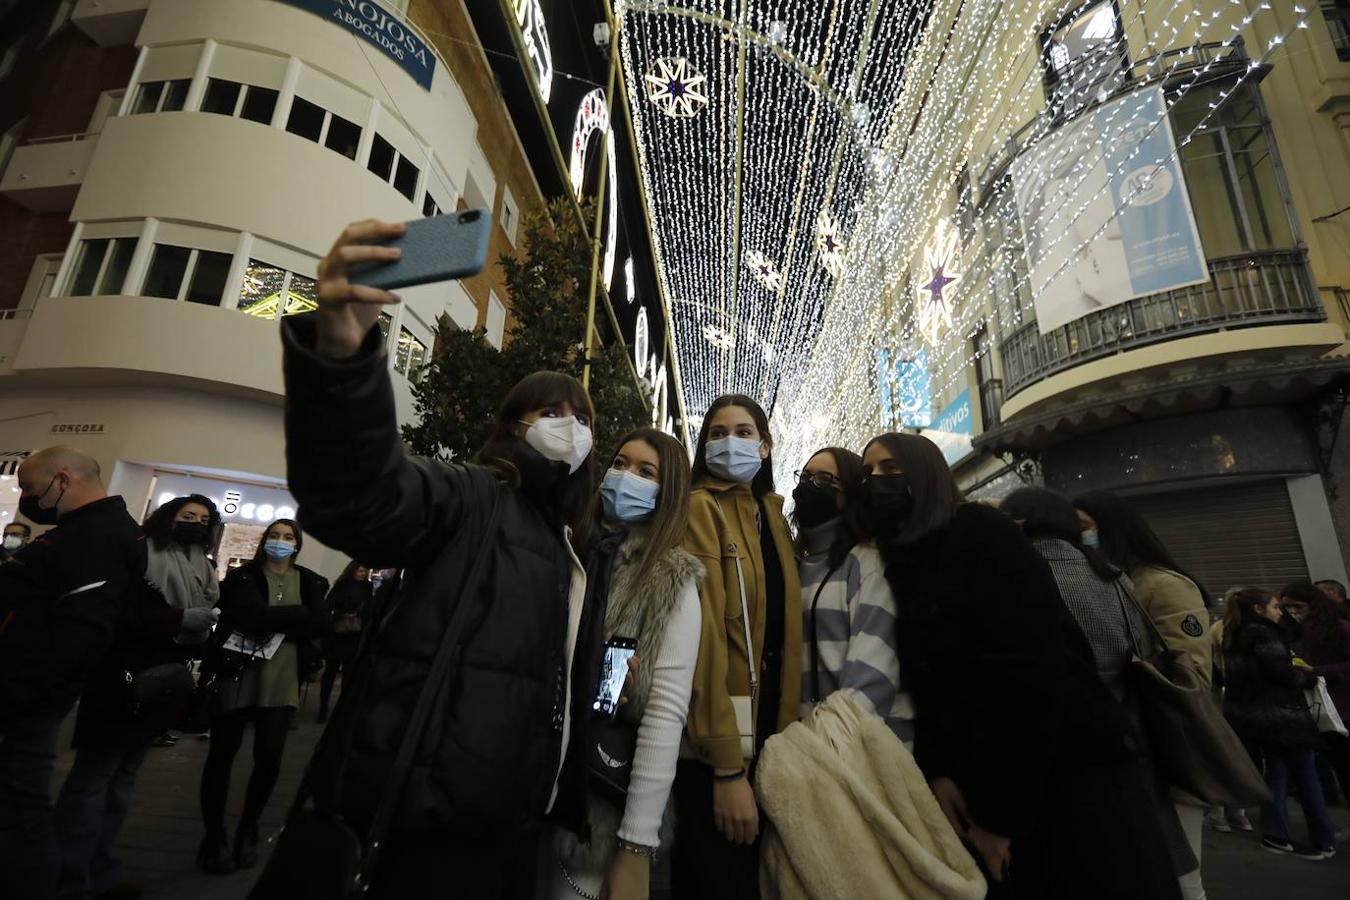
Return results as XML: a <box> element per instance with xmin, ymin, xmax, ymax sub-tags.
<box><xmin>617</xmin><ymin>838</ymin><xmax>659</xmax><ymax>860</ymax></box>
<box><xmin>713</xmin><ymin>768</ymin><xmax>746</xmax><ymax>783</ymax></box>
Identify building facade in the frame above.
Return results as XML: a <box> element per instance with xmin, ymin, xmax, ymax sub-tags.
<box><xmin>0</xmin><ymin>0</ymin><xmax>550</xmax><ymax>577</ymax></box>
<box><xmin>899</xmin><ymin>0</ymin><xmax>1350</xmax><ymax>595</ymax></box>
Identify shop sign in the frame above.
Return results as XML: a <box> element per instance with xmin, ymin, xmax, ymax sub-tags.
<box><xmin>50</xmin><ymin>423</ymin><xmax>105</xmax><ymax>435</ymax></box>
<box><xmin>923</xmin><ymin>389</ymin><xmax>975</xmax><ymax>468</ymax></box>
<box><xmin>277</xmin><ymin>0</ymin><xmax>436</xmax><ymax>90</ymax></box>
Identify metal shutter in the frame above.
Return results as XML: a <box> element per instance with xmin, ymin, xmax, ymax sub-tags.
<box><xmin>1131</xmin><ymin>480</ymin><xmax>1308</xmax><ymax>598</ymax></box>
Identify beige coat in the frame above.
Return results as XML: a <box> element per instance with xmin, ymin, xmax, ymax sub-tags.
<box><xmin>1131</xmin><ymin>565</ymin><xmax>1213</xmax><ymax>688</ymax></box>
<box><xmin>755</xmin><ymin>692</ymin><xmax>986</xmax><ymax>900</ymax></box>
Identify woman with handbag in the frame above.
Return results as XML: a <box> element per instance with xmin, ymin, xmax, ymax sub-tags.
<box><xmin>197</xmin><ymin>519</ymin><xmax>330</xmax><ymax>875</ymax></box>
<box><xmin>549</xmin><ymin>428</ymin><xmax>703</xmax><ymax>900</ymax></box>
<box><xmin>865</xmin><ymin>433</ymin><xmax>1181</xmax><ymax>900</ymax></box>
<box><xmin>794</xmin><ymin>446</ymin><xmax>913</xmax><ymax>739</ymax></box>
<box><xmin>672</xmin><ymin>395</ymin><xmax>801</xmax><ymax>900</ymax></box>
<box><xmin>1222</xmin><ymin>587</ymin><xmax>1336</xmax><ymax>859</ymax></box>
<box><xmin>317</xmin><ymin>561</ymin><xmax>374</xmax><ymax>723</ymax></box>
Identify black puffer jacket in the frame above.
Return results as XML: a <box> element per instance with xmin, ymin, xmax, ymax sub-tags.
<box><xmin>281</xmin><ymin>315</ymin><xmax>606</xmax><ymax>838</ymax></box>
<box><xmin>1223</xmin><ymin>617</ymin><xmax>1318</xmax><ymax>750</ymax></box>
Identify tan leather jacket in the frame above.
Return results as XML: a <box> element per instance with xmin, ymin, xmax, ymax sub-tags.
<box><xmin>683</xmin><ymin>479</ymin><xmax>802</xmax><ymax>769</ymax></box>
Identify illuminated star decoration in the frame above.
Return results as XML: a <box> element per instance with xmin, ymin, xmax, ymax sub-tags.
<box><xmin>746</xmin><ymin>250</ymin><xmax>784</xmax><ymax>292</ymax></box>
<box><xmin>703</xmin><ymin>323</ymin><xmax>735</xmax><ymax>350</ymax></box>
<box><xmin>644</xmin><ymin>57</ymin><xmax>710</xmax><ymax>119</ymax></box>
<box><xmin>915</xmin><ymin>218</ymin><xmax>961</xmax><ymax>347</ymax></box>
<box><xmin>816</xmin><ymin>210</ymin><xmax>845</xmax><ymax>276</ymax></box>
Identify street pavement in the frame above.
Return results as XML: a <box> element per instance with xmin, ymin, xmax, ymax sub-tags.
<box><xmin>51</xmin><ymin>683</ymin><xmax>1350</xmax><ymax>898</ymax></box>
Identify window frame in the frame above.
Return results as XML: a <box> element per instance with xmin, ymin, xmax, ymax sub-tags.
<box><xmin>65</xmin><ymin>237</ymin><xmax>138</xmax><ymax>297</ymax></box>
<box><xmin>1039</xmin><ymin>0</ymin><xmax>1130</xmax><ymax>116</ymax></box>
<box><xmin>140</xmin><ymin>244</ymin><xmax>232</xmax><ymax>306</ymax></box>
<box><xmin>1322</xmin><ymin>0</ymin><xmax>1350</xmax><ymax>62</ymax></box>
<box><xmin>131</xmin><ymin>78</ymin><xmax>191</xmax><ymax>115</ymax></box>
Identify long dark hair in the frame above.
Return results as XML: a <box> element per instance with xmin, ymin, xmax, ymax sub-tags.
<box><xmin>335</xmin><ymin>559</ymin><xmax>371</xmax><ymax>586</ymax></box>
<box><xmin>253</xmin><ymin>518</ymin><xmax>303</xmax><ymax>567</ymax></box>
<box><xmin>690</xmin><ymin>394</ymin><xmax>775</xmax><ymax>497</ymax></box>
<box><xmin>604</xmin><ymin>428</ymin><xmax>691</xmax><ymax>586</ymax></box>
<box><xmin>1001</xmin><ymin>486</ymin><xmax>1120</xmax><ymax>582</ymax></box>
<box><xmin>144</xmin><ymin>494</ymin><xmax>220</xmax><ymax>551</ymax></box>
<box><xmin>1282</xmin><ymin>580</ymin><xmax>1342</xmax><ymax>643</ymax></box>
<box><xmin>860</xmin><ymin>432</ymin><xmax>962</xmax><ymax>544</ymax></box>
<box><xmin>1225</xmin><ymin>586</ymin><xmax>1278</xmax><ymax>649</ymax></box>
<box><xmin>475</xmin><ymin>370</ymin><xmax>597</xmax><ymax>549</ymax></box>
<box><xmin>1073</xmin><ymin>490</ymin><xmax>1213</xmax><ymax>608</ymax></box>
<box><xmin>792</xmin><ymin>446</ymin><xmax>865</xmax><ymax>570</ymax></box>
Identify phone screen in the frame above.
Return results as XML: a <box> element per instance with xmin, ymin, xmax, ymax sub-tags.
<box><xmin>594</xmin><ymin>639</ymin><xmax>637</xmax><ymax>718</ymax></box>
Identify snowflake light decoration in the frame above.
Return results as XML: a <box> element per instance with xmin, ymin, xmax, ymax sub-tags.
<box><xmin>745</xmin><ymin>250</ymin><xmax>784</xmax><ymax>292</ymax></box>
<box><xmin>816</xmin><ymin>210</ymin><xmax>844</xmax><ymax>276</ymax></box>
<box><xmin>644</xmin><ymin>57</ymin><xmax>710</xmax><ymax>119</ymax></box>
<box><xmin>914</xmin><ymin>218</ymin><xmax>962</xmax><ymax>347</ymax></box>
<box><xmin>703</xmin><ymin>324</ymin><xmax>735</xmax><ymax>350</ymax></box>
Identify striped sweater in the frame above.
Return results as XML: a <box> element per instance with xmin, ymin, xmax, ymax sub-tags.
<box><xmin>798</xmin><ymin>519</ymin><xmax>915</xmax><ymax>741</ymax></box>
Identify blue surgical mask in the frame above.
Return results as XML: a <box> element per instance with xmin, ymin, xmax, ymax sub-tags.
<box><xmin>263</xmin><ymin>539</ymin><xmax>296</xmax><ymax>561</ymax></box>
<box><xmin>601</xmin><ymin>470</ymin><xmax>660</xmax><ymax>524</ymax></box>
<box><xmin>705</xmin><ymin>436</ymin><xmax>763</xmax><ymax>484</ymax></box>
<box><xmin>1081</xmin><ymin>529</ymin><xmax>1100</xmax><ymax>548</ymax></box>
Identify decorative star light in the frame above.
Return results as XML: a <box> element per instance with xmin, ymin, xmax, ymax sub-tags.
<box><xmin>644</xmin><ymin>57</ymin><xmax>710</xmax><ymax>119</ymax></box>
<box><xmin>915</xmin><ymin>218</ymin><xmax>961</xmax><ymax>347</ymax></box>
<box><xmin>746</xmin><ymin>250</ymin><xmax>784</xmax><ymax>292</ymax></box>
<box><xmin>703</xmin><ymin>323</ymin><xmax>735</xmax><ymax>350</ymax></box>
<box><xmin>816</xmin><ymin>210</ymin><xmax>845</xmax><ymax>276</ymax></box>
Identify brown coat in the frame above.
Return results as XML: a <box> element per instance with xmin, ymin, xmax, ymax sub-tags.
<box><xmin>683</xmin><ymin>479</ymin><xmax>802</xmax><ymax>769</ymax></box>
<box><xmin>1131</xmin><ymin>565</ymin><xmax>1212</xmax><ymax>688</ymax></box>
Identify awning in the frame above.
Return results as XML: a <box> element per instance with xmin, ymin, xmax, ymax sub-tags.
<box><xmin>973</xmin><ymin>356</ymin><xmax>1350</xmax><ymax>454</ymax></box>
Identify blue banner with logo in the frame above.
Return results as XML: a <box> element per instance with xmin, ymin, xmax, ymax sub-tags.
<box><xmin>923</xmin><ymin>388</ymin><xmax>975</xmax><ymax>467</ymax></box>
<box><xmin>877</xmin><ymin>348</ymin><xmax>932</xmax><ymax>431</ymax></box>
<box><xmin>277</xmin><ymin>0</ymin><xmax>436</xmax><ymax>90</ymax></box>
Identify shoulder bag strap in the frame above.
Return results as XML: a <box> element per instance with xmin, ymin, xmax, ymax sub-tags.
<box><xmin>354</xmin><ymin>488</ymin><xmax>504</xmax><ymax>889</ymax></box>
<box><xmin>712</xmin><ymin>496</ymin><xmax>757</xmax><ymax>702</ymax></box>
<box><xmin>1112</xmin><ymin>575</ymin><xmax>1169</xmax><ymax>657</ymax></box>
<box><xmin>808</xmin><ymin>568</ymin><xmax>840</xmax><ymax>704</ymax></box>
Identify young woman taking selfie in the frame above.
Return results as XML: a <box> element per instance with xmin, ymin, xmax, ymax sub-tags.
<box><xmin>671</xmin><ymin>394</ymin><xmax>800</xmax><ymax>900</ymax></box>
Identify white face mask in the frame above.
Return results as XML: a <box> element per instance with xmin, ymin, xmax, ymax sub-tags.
<box><xmin>520</xmin><ymin>415</ymin><xmax>593</xmax><ymax>474</ymax></box>
<box><xmin>2</xmin><ymin>535</ymin><xmax>23</xmax><ymax>551</ymax></box>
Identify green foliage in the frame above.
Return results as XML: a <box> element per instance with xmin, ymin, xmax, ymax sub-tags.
<box><xmin>401</xmin><ymin>197</ymin><xmax>650</xmax><ymax>462</ymax></box>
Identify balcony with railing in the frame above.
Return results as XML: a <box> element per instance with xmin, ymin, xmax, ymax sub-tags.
<box><xmin>0</xmin><ymin>132</ymin><xmax>101</xmax><ymax>212</ymax></box>
<box><xmin>998</xmin><ymin>250</ymin><xmax>1325</xmax><ymax>397</ymax></box>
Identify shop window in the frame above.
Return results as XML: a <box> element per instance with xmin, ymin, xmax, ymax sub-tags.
<box><xmin>201</xmin><ymin>78</ymin><xmax>243</xmax><ymax>116</ymax></box>
<box><xmin>143</xmin><ymin>245</ymin><xmax>231</xmax><ymax>306</ymax></box>
<box><xmin>367</xmin><ymin>134</ymin><xmax>395</xmax><ymax>181</ymax></box>
<box><xmin>1041</xmin><ymin>1</ymin><xmax>1127</xmax><ymax>117</ymax></box>
<box><xmin>237</xmin><ymin>260</ymin><xmax>319</xmax><ymax>319</ymax></box>
<box><xmin>131</xmin><ymin>79</ymin><xmax>191</xmax><ymax>115</ymax></box>
<box><xmin>324</xmin><ymin>113</ymin><xmax>362</xmax><ymax>160</ymax></box>
<box><xmin>240</xmin><ymin>86</ymin><xmax>279</xmax><ymax>125</ymax></box>
<box><xmin>286</xmin><ymin>97</ymin><xmax>325</xmax><ymax>142</ymax></box>
<box><xmin>66</xmin><ymin>237</ymin><xmax>137</xmax><ymax>297</ymax></box>
<box><xmin>393</xmin><ymin>155</ymin><xmax>420</xmax><ymax>201</ymax></box>
<box><xmin>394</xmin><ymin>327</ymin><xmax>427</xmax><ymax>376</ymax></box>
<box><xmin>1324</xmin><ymin>1</ymin><xmax>1350</xmax><ymax>61</ymax></box>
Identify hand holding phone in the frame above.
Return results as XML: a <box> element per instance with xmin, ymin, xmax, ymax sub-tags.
<box><xmin>348</xmin><ymin>209</ymin><xmax>492</xmax><ymax>291</ymax></box>
<box><xmin>595</xmin><ymin>636</ymin><xmax>638</xmax><ymax>719</ymax></box>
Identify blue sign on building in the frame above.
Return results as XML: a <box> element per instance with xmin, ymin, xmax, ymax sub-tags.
<box><xmin>876</xmin><ymin>348</ymin><xmax>932</xmax><ymax>431</ymax></box>
<box><xmin>277</xmin><ymin>0</ymin><xmax>436</xmax><ymax>90</ymax></box>
<box><xmin>923</xmin><ymin>388</ymin><xmax>975</xmax><ymax>468</ymax></box>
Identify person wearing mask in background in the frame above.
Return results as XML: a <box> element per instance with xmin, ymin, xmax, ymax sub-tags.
<box><xmin>275</xmin><ymin>218</ymin><xmax>605</xmax><ymax>897</ymax></box>
<box><xmin>794</xmin><ymin>446</ymin><xmax>912</xmax><ymax>739</ymax></box>
<box><xmin>0</xmin><ymin>447</ymin><xmax>146</xmax><ymax>900</ymax></box>
<box><xmin>141</xmin><ymin>495</ymin><xmax>222</xmax><ymax>747</ymax></box>
<box><xmin>865</xmin><ymin>433</ymin><xmax>1180</xmax><ymax>899</ymax></box>
<box><xmin>1204</xmin><ymin>590</ymin><xmax>1256</xmax><ymax>835</ymax></box>
<box><xmin>317</xmin><ymin>561</ymin><xmax>374</xmax><ymax>724</ymax></box>
<box><xmin>53</xmin><ymin>578</ymin><xmax>217</xmax><ymax>899</ymax></box>
<box><xmin>196</xmin><ymin>520</ymin><xmax>330</xmax><ymax>875</ymax></box>
<box><xmin>1222</xmin><ymin>588</ymin><xmax>1336</xmax><ymax>859</ymax></box>
<box><xmin>1282</xmin><ymin>581</ymin><xmax>1350</xmax><ymax>812</ymax></box>
<box><xmin>1074</xmin><ymin>490</ymin><xmax>1213</xmax><ymax>900</ymax></box>
<box><xmin>673</xmin><ymin>395</ymin><xmax>801</xmax><ymax>900</ymax></box>
<box><xmin>2</xmin><ymin>521</ymin><xmax>32</xmax><ymax>561</ymax></box>
<box><xmin>550</xmin><ymin>428</ymin><xmax>703</xmax><ymax>900</ymax></box>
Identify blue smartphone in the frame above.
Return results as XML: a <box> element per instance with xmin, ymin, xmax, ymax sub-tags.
<box><xmin>348</xmin><ymin>209</ymin><xmax>491</xmax><ymax>290</ymax></box>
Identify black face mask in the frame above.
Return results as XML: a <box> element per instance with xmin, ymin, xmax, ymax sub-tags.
<box><xmin>172</xmin><ymin>521</ymin><xmax>208</xmax><ymax>547</ymax></box>
<box><xmin>792</xmin><ymin>481</ymin><xmax>841</xmax><ymax>529</ymax></box>
<box><xmin>862</xmin><ymin>474</ymin><xmax>915</xmax><ymax>534</ymax></box>
<box><xmin>18</xmin><ymin>475</ymin><xmax>64</xmax><ymax>526</ymax></box>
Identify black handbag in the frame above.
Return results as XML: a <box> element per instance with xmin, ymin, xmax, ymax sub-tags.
<box><xmin>250</xmin><ymin>495</ymin><xmax>503</xmax><ymax>899</ymax></box>
<box><xmin>126</xmin><ymin>662</ymin><xmax>194</xmax><ymax>717</ymax></box>
<box><xmin>587</xmin><ymin>713</ymin><xmax>638</xmax><ymax>806</ymax></box>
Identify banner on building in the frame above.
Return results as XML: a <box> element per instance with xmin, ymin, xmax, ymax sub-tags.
<box><xmin>876</xmin><ymin>348</ymin><xmax>932</xmax><ymax>431</ymax></box>
<box><xmin>1011</xmin><ymin>86</ymin><xmax>1208</xmax><ymax>335</ymax></box>
<box><xmin>277</xmin><ymin>0</ymin><xmax>436</xmax><ymax>90</ymax></box>
<box><xmin>923</xmin><ymin>389</ymin><xmax>975</xmax><ymax>468</ymax></box>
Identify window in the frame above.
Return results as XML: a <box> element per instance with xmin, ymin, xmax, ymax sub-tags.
<box><xmin>393</xmin><ymin>155</ymin><xmax>420</xmax><ymax>201</ymax></box>
<box><xmin>972</xmin><ymin>324</ymin><xmax>1001</xmax><ymax>430</ymax></box>
<box><xmin>393</xmin><ymin>327</ymin><xmax>427</xmax><ymax>376</ymax></box>
<box><xmin>1041</xmin><ymin>1</ymin><xmax>1127</xmax><ymax>117</ymax></box>
<box><xmin>143</xmin><ymin>245</ymin><xmax>231</xmax><ymax>306</ymax></box>
<box><xmin>367</xmin><ymin>134</ymin><xmax>395</xmax><ymax>181</ymax></box>
<box><xmin>286</xmin><ymin>97</ymin><xmax>325</xmax><ymax>142</ymax></box>
<box><xmin>954</xmin><ymin>167</ymin><xmax>975</xmax><ymax>247</ymax></box>
<box><xmin>66</xmin><ymin>237</ymin><xmax>137</xmax><ymax>296</ymax></box>
<box><xmin>377</xmin><ymin>312</ymin><xmax>392</xmax><ymax>343</ymax></box>
<box><xmin>499</xmin><ymin>185</ymin><xmax>519</xmax><ymax>244</ymax></box>
<box><xmin>324</xmin><ymin>113</ymin><xmax>361</xmax><ymax>160</ymax></box>
<box><xmin>240</xmin><ymin>86</ymin><xmax>279</xmax><ymax>124</ymax></box>
<box><xmin>422</xmin><ymin>194</ymin><xmax>441</xmax><ymax>218</ymax></box>
<box><xmin>1323</xmin><ymin>1</ymin><xmax>1350</xmax><ymax>61</ymax></box>
<box><xmin>237</xmin><ymin>260</ymin><xmax>319</xmax><ymax>319</ymax></box>
<box><xmin>367</xmin><ymin>132</ymin><xmax>421</xmax><ymax>202</ymax></box>
<box><xmin>131</xmin><ymin>79</ymin><xmax>191</xmax><ymax>115</ymax></box>
<box><xmin>201</xmin><ymin>78</ymin><xmax>243</xmax><ymax>116</ymax></box>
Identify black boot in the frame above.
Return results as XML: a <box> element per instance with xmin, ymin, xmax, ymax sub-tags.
<box><xmin>235</xmin><ymin>820</ymin><xmax>260</xmax><ymax>870</ymax></box>
<box><xmin>196</xmin><ymin>828</ymin><xmax>235</xmax><ymax>875</ymax></box>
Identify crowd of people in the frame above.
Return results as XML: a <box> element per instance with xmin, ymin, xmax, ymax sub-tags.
<box><xmin>0</xmin><ymin>217</ymin><xmax>1347</xmax><ymax>900</ymax></box>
